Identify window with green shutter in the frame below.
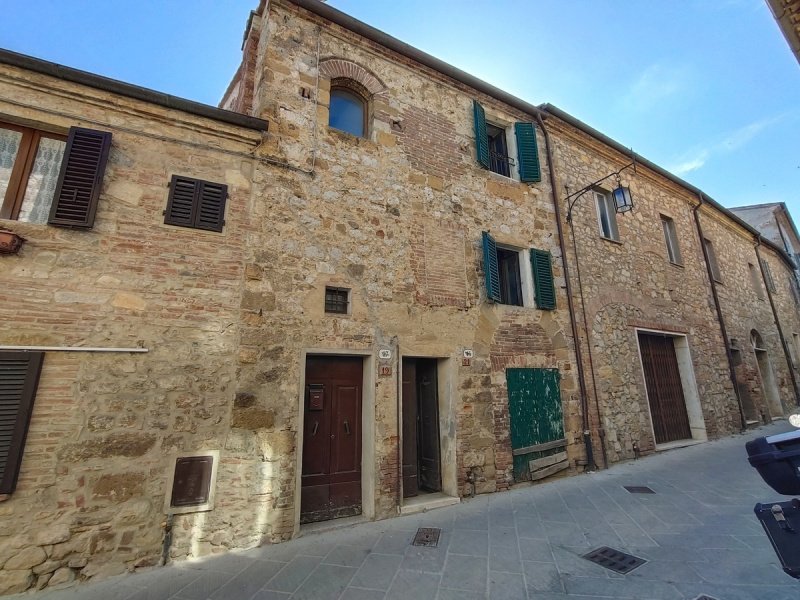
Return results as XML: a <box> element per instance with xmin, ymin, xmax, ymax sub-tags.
<box><xmin>531</xmin><ymin>248</ymin><xmax>556</xmax><ymax>310</ymax></box>
<box><xmin>482</xmin><ymin>231</ymin><xmax>501</xmax><ymax>302</ymax></box>
<box><xmin>0</xmin><ymin>351</ymin><xmax>44</xmax><ymax>495</ymax></box>
<box><xmin>514</xmin><ymin>122</ymin><xmax>541</xmax><ymax>183</ymax></box>
<box><xmin>472</xmin><ymin>101</ymin><xmax>542</xmax><ymax>183</ymax></box>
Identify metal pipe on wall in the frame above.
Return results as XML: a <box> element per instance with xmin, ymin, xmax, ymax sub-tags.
<box><xmin>692</xmin><ymin>194</ymin><xmax>747</xmax><ymax>431</ymax></box>
<box><xmin>535</xmin><ymin>113</ymin><xmax>599</xmax><ymax>470</ymax></box>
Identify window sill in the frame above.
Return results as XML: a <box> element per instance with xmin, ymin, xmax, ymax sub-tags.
<box><xmin>485</xmin><ymin>169</ymin><xmax>519</xmax><ymax>185</ymax></box>
<box><xmin>668</xmin><ymin>261</ymin><xmax>684</xmax><ymax>269</ymax></box>
<box><xmin>599</xmin><ymin>235</ymin><xmax>622</xmax><ymax>245</ymax></box>
<box><xmin>327</xmin><ymin>127</ymin><xmax>375</xmax><ymax>149</ymax></box>
<box><xmin>713</xmin><ymin>278</ymin><xmax>723</xmax><ymax>285</ymax></box>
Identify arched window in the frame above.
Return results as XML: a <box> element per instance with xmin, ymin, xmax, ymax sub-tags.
<box><xmin>329</xmin><ymin>85</ymin><xmax>367</xmax><ymax>138</ymax></box>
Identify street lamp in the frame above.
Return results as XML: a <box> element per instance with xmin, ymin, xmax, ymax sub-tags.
<box><xmin>561</xmin><ymin>155</ymin><xmax>637</xmax><ymax>471</ymax></box>
<box><xmin>565</xmin><ymin>158</ymin><xmax>637</xmax><ymax>222</ymax></box>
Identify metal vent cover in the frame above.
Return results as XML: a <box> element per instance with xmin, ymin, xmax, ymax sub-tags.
<box><xmin>624</xmin><ymin>485</ymin><xmax>655</xmax><ymax>494</ymax></box>
<box><xmin>412</xmin><ymin>527</ymin><xmax>441</xmax><ymax>548</ymax></box>
<box><xmin>583</xmin><ymin>546</ymin><xmax>647</xmax><ymax>574</ymax></box>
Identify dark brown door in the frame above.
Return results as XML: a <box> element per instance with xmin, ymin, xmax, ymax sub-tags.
<box><xmin>417</xmin><ymin>360</ymin><xmax>441</xmax><ymax>492</ymax></box>
<box><xmin>402</xmin><ymin>359</ymin><xmax>419</xmax><ymax>497</ymax></box>
<box><xmin>638</xmin><ymin>333</ymin><xmax>692</xmax><ymax>444</ymax></box>
<box><xmin>402</xmin><ymin>358</ymin><xmax>441</xmax><ymax>497</ymax></box>
<box><xmin>301</xmin><ymin>356</ymin><xmax>362</xmax><ymax>523</ymax></box>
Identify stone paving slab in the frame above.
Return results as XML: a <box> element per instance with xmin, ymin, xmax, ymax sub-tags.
<box><xmin>20</xmin><ymin>422</ymin><xmax>800</xmax><ymax>600</ymax></box>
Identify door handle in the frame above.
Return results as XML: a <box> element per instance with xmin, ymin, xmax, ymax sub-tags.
<box><xmin>312</xmin><ymin>421</ymin><xmax>319</xmax><ymax>436</ymax></box>
<box><xmin>344</xmin><ymin>420</ymin><xmax>351</xmax><ymax>435</ymax></box>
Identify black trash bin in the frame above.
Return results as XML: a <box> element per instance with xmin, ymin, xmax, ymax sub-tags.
<box><xmin>746</xmin><ymin>429</ymin><xmax>800</xmax><ymax>495</ymax></box>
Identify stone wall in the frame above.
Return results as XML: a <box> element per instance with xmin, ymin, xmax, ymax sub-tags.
<box><xmin>0</xmin><ymin>65</ymin><xmax>262</xmax><ymax>593</ymax></box>
<box><xmin>232</xmin><ymin>0</ymin><xmax>584</xmax><ymax>522</ymax></box>
<box><xmin>546</xmin><ymin>116</ymin><xmax>746</xmax><ymax>463</ymax></box>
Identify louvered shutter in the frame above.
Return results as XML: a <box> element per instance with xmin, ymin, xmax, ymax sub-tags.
<box><xmin>48</xmin><ymin>127</ymin><xmax>112</xmax><ymax>228</ymax></box>
<box><xmin>0</xmin><ymin>351</ymin><xmax>44</xmax><ymax>495</ymax></box>
<box><xmin>473</xmin><ymin>100</ymin><xmax>490</xmax><ymax>169</ymax></box>
<box><xmin>514</xmin><ymin>122</ymin><xmax>541</xmax><ymax>183</ymax></box>
<box><xmin>482</xmin><ymin>231</ymin><xmax>501</xmax><ymax>302</ymax></box>
<box><xmin>165</xmin><ymin>175</ymin><xmax>228</xmax><ymax>233</ymax></box>
<box><xmin>195</xmin><ymin>181</ymin><xmax>227</xmax><ymax>232</ymax></box>
<box><xmin>531</xmin><ymin>248</ymin><xmax>556</xmax><ymax>310</ymax></box>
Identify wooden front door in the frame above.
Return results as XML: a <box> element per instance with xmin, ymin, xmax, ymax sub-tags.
<box><xmin>301</xmin><ymin>356</ymin><xmax>362</xmax><ymax>524</ymax></box>
<box><xmin>506</xmin><ymin>368</ymin><xmax>567</xmax><ymax>483</ymax></box>
<box><xmin>402</xmin><ymin>358</ymin><xmax>441</xmax><ymax>497</ymax></box>
<box><xmin>638</xmin><ymin>333</ymin><xmax>692</xmax><ymax>444</ymax></box>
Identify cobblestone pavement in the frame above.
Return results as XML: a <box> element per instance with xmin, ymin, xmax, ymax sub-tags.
<box><xmin>23</xmin><ymin>422</ymin><xmax>800</xmax><ymax>600</ymax></box>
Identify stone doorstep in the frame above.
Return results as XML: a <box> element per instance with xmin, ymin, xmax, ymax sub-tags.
<box><xmin>399</xmin><ymin>492</ymin><xmax>460</xmax><ymax>515</ymax></box>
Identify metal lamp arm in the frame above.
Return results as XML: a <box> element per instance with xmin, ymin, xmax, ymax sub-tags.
<box><xmin>564</xmin><ymin>159</ymin><xmax>637</xmax><ymax>222</ymax></box>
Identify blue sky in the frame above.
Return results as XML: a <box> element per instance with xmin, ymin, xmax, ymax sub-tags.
<box><xmin>2</xmin><ymin>0</ymin><xmax>798</xmax><ymax>215</ymax></box>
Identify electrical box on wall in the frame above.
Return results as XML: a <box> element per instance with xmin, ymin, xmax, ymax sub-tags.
<box><xmin>164</xmin><ymin>450</ymin><xmax>220</xmax><ymax>514</ymax></box>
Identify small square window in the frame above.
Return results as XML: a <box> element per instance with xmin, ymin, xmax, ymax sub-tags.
<box><xmin>595</xmin><ymin>191</ymin><xmax>619</xmax><ymax>241</ymax></box>
<box><xmin>325</xmin><ymin>287</ymin><xmax>350</xmax><ymax>314</ymax></box>
<box><xmin>661</xmin><ymin>216</ymin><xmax>682</xmax><ymax>265</ymax></box>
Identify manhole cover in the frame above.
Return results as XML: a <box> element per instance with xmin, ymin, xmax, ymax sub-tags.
<box><xmin>583</xmin><ymin>546</ymin><xmax>646</xmax><ymax>574</ymax></box>
<box><xmin>692</xmin><ymin>596</ymin><xmax>719</xmax><ymax>600</ymax></box>
<box><xmin>624</xmin><ymin>485</ymin><xmax>655</xmax><ymax>494</ymax></box>
<box><xmin>412</xmin><ymin>527</ymin><xmax>441</xmax><ymax>547</ymax></box>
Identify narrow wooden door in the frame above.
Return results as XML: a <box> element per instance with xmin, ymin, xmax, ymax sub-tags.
<box><xmin>401</xmin><ymin>359</ymin><xmax>419</xmax><ymax>498</ymax></box>
<box><xmin>638</xmin><ymin>333</ymin><xmax>692</xmax><ymax>444</ymax></box>
<box><xmin>417</xmin><ymin>359</ymin><xmax>441</xmax><ymax>492</ymax></box>
<box><xmin>301</xmin><ymin>356</ymin><xmax>362</xmax><ymax>524</ymax></box>
<box><xmin>506</xmin><ymin>368</ymin><xmax>565</xmax><ymax>482</ymax></box>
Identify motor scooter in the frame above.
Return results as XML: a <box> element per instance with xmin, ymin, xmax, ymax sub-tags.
<box><xmin>747</xmin><ymin>413</ymin><xmax>800</xmax><ymax>579</ymax></box>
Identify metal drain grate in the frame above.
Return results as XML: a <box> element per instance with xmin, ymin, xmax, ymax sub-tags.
<box><xmin>583</xmin><ymin>546</ymin><xmax>647</xmax><ymax>574</ymax></box>
<box><xmin>412</xmin><ymin>527</ymin><xmax>441</xmax><ymax>547</ymax></box>
<box><xmin>624</xmin><ymin>485</ymin><xmax>655</xmax><ymax>494</ymax></box>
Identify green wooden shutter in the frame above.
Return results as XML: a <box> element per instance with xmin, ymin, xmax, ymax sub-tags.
<box><xmin>473</xmin><ymin>100</ymin><xmax>490</xmax><ymax>169</ymax></box>
<box><xmin>48</xmin><ymin>127</ymin><xmax>112</xmax><ymax>228</ymax></box>
<box><xmin>0</xmin><ymin>351</ymin><xmax>44</xmax><ymax>495</ymax></box>
<box><xmin>482</xmin><ymin>231</ymin><xmax>501</xmax><ymax>302</ymax></box>
<box><xmin>514</xmin><ymin>122</ymin><xmax>541</xmax><ymax>183</ymax></box>
<box><xmin>531</xmin><ymin>248</ymin><xmax>556</xmax><ymax>310</ymax></box>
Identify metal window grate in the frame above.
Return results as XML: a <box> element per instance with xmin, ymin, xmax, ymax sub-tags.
<box><xmin>624</xmin><ymin>485</ymin><xmax>655</xmax><ymax>494</ymax></box>
<box><xmin>583</xmin><ymin>546</ymin><xmax>646</xmax><ymax>574</ymax></box>
<box><xmin>412</xmin><ymin>527</ymin><xmax>441</xmax><ymax>548</ymax></box>
<box><xmin>324</xmin><ymin>287</ymin><xmax>349</xmax><ymax>314</ymax></box>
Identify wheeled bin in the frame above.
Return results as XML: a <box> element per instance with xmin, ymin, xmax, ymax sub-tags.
<box><xmin>746</xmin><ymin>429</ymin><xmax>800</xmax><ymax>496</ymax></box>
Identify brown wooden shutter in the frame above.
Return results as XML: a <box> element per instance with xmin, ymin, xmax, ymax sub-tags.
<box><xmin>48</xmin><ymin>127</ymin><xmax>112</xmax><ymax>228</ymax></box>
<box><xmin>164</xmin><ymin>175</ymin><xmax>227</xmax><ymax>233</ymax></box>
<box><xmin>0</xmin><ymin>351</ymin><xmax>44</xmax><ymax>495</ymax></box>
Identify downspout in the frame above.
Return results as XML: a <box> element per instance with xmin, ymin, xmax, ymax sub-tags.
<box><xmin>755</xmin><ymin>239</ymin><xmax>800</xmax><ymax>407</ymax></box>
<box><xmin>693</xmin><ymin>194</ymin><xmax>747</xmax><ymax>431</ymax></box>
<box><xmin>535</xmin><ymin>113</ymin><xmax>600</xmax><ymax>470</ymax></box>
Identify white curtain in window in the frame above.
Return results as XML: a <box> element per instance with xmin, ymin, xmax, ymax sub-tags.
<box><xmin>18</xmin><ymin>137</ymin><xmax>66</xmax><ymax>223</ymax></box>
<box><xmin>0</xmin><ymin>128</ymin><xmax>22</xmax><ymax>204</ymax></box>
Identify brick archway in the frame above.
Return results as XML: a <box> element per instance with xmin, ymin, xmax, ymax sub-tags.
<box><xmin>319</xmin><ymin>59</ymin><xmax>386</xmax><ymax>95</ymax></box>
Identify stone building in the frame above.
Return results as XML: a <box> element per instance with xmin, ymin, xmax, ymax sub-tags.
<box><xmin>767</xmin><ymin>0</ymin><xmax>800</xmax><ymax>64</ymax></box>
<box><xmin>0</xmin><ymin>0</ymin><xmax>798</xmax><ymax>594</ymax></box>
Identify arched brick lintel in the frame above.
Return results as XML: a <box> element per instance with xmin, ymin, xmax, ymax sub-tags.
<box><xmin>319</xmin><ymin>59</ymin><xmax>386</xmax><ymax>95</ymax></box>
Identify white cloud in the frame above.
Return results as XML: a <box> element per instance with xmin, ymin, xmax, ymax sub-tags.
<box><xmin>670</xmin><ymin>114</ymin><xmax>790</xmax><ymax>176</ymax></box>
<box><xmin>623</xmin><ymin>64</ymin><xmax>690</xmax><ymax>111</ymax></box>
